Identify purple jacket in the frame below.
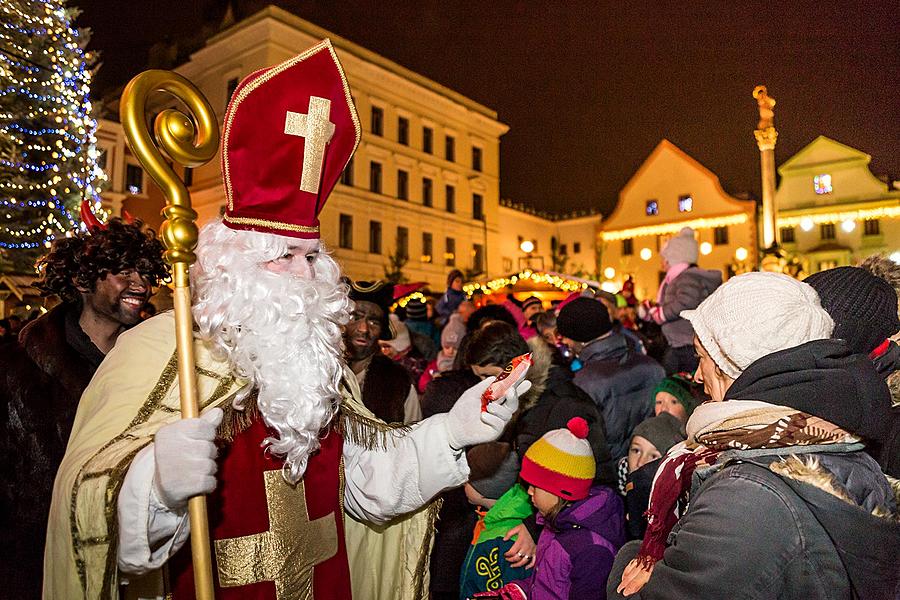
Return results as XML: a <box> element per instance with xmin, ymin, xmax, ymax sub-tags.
<box><xmin>511</xmin><ymin>485</ymin><xmax>625</xmax><ymax>599</ymax></box>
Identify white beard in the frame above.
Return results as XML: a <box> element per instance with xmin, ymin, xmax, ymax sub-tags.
<box><xmin>190</xmin><ymin>220</ymin><xmax>352</xmax><ymax>483</ymax></box>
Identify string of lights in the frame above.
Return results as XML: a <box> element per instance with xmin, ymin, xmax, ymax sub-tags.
<box><xmin>0</xmin><ymin>0</ymin><xmax>105</xmax><ymax>266</ymax></box>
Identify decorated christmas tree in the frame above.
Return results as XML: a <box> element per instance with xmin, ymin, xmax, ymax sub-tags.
<box><xmin>0</xmin><ymin>0</ymin><xmax>104</xmax><ymax>273</ymax></box>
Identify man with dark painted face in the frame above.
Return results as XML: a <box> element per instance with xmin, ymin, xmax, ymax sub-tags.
<box><xmin>0</xmin><ymin>214</ymin><xmax>167</xmax><ymax>599</ymax></box>
<box><xmin>346</xmin><ymin>281</ymin><xmax>421</xmax><ymax>424</ymax></box>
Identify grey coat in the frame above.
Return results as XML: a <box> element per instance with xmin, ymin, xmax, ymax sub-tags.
<box><xmin>659</xmin><ymin>267</ymin><xmax>721</xmax><ymax>348</ymax></box>
<box><xmin>606</xmin><ymin>449</ymin><xmax>900</xmax><ymax>600</ymax></box>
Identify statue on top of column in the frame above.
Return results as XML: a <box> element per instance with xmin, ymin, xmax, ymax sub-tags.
<box><xmin>753</xmin><ymin>85</ymin><xmax>776</xmax><ymax>130</ymax></box>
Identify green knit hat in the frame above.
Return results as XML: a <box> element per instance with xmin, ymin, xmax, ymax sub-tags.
<box><xmin>650</xmin><ymin>373</ymin><xmax>700</xmax><ymax>417</ymax></box>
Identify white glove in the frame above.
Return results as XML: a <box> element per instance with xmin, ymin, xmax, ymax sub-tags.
<box><xmin>446</xmin><ymin>376</ymin><xmax>532</xmax><ymax>451</ymax></box>
<box><xmin>152</xmin><ymin>408</ymin><xmax>223</xmax><ymax>510</ymax></box>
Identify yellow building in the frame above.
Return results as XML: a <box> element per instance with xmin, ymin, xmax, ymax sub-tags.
<box><xmin>598</xmin><ymin>140</ymin><xmax>757</xmax><ymax>299</ymax></box>
<box><xmin>496</xmin><ymin>200</ymin><xmax>601</xmax><ymax>275</ymax></box>
<box><xmin>774</xmin><ymin>136</ymin><xmax>900</xmax><ymax>273</ymax></box>
<box><xmin>99</xmin><ymin>6</ymin><xmax>508</xmax><ymax>290</ymax></box>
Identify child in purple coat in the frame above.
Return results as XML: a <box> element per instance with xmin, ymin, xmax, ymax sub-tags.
<box><xmin>472</xmin><ymin>418</ymin><xmax>625</xmax><ymax>599</ymax></box>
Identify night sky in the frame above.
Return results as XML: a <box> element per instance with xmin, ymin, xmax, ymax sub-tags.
<box><xmin>77</xmin><ymin>0</ymin><xmax>899</xmax><ymax>216</ymax></box>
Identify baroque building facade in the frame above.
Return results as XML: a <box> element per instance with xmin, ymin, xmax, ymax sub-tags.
<box><xmin>598</xmin><ymin>140</ymin><xmax>757</xmax><ymax>299</ymax></box>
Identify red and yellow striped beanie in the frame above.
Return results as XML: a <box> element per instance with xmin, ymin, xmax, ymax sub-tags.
<box><xmin>520</xmin><ymin>417</ymin><xmax>595</xmax><ymax>501</ymax></box>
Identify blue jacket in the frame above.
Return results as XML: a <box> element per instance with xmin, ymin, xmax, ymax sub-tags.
<box><xmin>573</xmin><ymin>332</ymin><xmax>665</xmax><ymax>460</ymax></box>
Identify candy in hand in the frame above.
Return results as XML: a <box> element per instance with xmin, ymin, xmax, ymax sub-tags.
<box><xmin>481</xmin><ymin>352</ymin><xmax>532</xmax><ymax>412</ymax></box>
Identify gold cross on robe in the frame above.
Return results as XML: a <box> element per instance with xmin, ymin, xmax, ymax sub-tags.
<box><xmin>214</xmin><ymin>470</ymin><xmax>339</xmax><ymax>600</ymax></box>
<box><xmin>284</xmin><ymin>96</ymin><xmax>336</xmax><ymax>194</ymax></box>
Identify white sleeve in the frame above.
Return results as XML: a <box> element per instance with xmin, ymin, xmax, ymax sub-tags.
<box><xmin>117</xmin><ymin>444</ymin><xmax>191</xmax><ymax>575</ymax></box>
<box><xmin>342</xmin><ymin>412</ymin><xmax>469</xmax><ymax>524</ymax></box>
<box><xmin>403</xmin><ymin>384</ymin><xmax>422</xmax><ymax>424</ymax></box>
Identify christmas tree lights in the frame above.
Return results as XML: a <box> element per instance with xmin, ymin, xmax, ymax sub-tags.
<box><xmin>0</xmin><ymin>0</ymin><xmax>105</xmax><ymax>271</ymax></box>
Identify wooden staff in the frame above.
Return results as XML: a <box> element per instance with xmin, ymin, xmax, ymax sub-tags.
<box><xmin>120</xmin><ymin>70</ymin><xmax>220</xmax><ymax>600</ymax></box>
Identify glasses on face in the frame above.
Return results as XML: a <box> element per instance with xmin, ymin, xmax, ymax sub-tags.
<box><xmin>349</xmin><ymin>310</ymin><xmax>382</xmax><ymax>330</ymax></box>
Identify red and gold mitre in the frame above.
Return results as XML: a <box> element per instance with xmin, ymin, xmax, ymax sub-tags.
<box><xmin>221</xmin><ymin>39</ymin><xmax>360</xmax><ymax>239</ymax></box>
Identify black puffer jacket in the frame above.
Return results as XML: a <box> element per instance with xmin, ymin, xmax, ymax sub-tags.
<box><xmin>516</xmin><ymin>361</ymin><xmax>616</xmax><ymax>486</ymax></box>
<box><xmin>573</xmin><ymin>332</ymin><xmax>665</xmax><ymax>460</ymax></box>
<box><xmin>607</xmin><ymin>339</ymin><xmax>900</xmax><ymax>600</ymax></box>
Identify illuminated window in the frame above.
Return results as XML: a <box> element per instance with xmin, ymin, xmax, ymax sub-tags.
<box><xmin>814</xmin><ymin>174</ymin><xmax>833</xmax><ymax>195</ymax></box>
<box><xmin>646</xmin><ymin>200</ymin><xmax>659</xmax><ymax>216</ymax></box>
<box><xmin>678</xmin><ymin>195</ymin><xmax>693</xmax><ymax>212</ymax></box>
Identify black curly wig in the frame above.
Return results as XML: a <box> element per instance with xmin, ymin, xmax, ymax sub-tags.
<box><xmin>35</xmin><ymin>218</ymin><xmax>170</xmax><ymax>302</ymax></box>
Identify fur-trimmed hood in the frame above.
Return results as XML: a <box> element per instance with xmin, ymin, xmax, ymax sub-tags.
<box><xmin>519</xmin><ymin>336</ymin><xmax>552</xmax><ymax>411</ymax></box>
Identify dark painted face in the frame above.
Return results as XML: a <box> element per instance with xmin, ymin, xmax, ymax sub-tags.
<box><xmin>83</xmin><ymin>269</ymin><xmax>151</xmax><ymax>327</ymax></box>
<box><xmin>344</xmin><ymin>300</ymin><xmax>384</xmax><ymax>360</ymax></box>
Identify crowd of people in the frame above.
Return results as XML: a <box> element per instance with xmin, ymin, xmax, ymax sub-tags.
<box><xmin>2</xmin><ymin>42</ymin><xmax>898</xmax><ymax>600</ymax></box>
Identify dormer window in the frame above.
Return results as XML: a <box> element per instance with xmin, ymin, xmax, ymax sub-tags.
<box><xmin>646</xmin><ymin>200</ymin><xmax>659</xmax><ymax>216</ymax></box>
<box><xmin>678</xmin><ymin>195</ymin><xmax>693</xmax><ymax>212</ymax></box>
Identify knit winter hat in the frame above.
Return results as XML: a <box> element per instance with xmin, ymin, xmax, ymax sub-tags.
<box><xmin>650</xmin><ymin>374</ymin><xmax>700</xmax><ymax>418</ymax></box>
<box><xmin>804</xmin><ymin>266</ymin><xmax>900</xmax><ymax>354</ymax></box>
<box><xmin>660</xmin><ymin>227</ymin><xmax>698</xmax><ymax>265</ymax></box>
<box><xmin>631</xmin><ymin>412</ymin><xmax>686</xmax><ymax>456</ymax></box>
<box><xmin>520</xmin><ymin>417</ymin><xmax>596</xmax><ymax>501</ymax></box>
<box><xmin>441</xmin><ymin>313</ymin><xmax>466</xmax><ymax>349</ymax></box>
<box><xmin>681</xmin><ymin>272</ymin><xmax>834</xmax><ymax>380</ymax></box>
<box><xmin>467</xmin><ymin>442</ymin><xmax>520</xmax><ymax>500</ymax></box>
<box><xmin>404</xmin><ymin>297</ymin><xmax>428</xmax><ymax>321</ymax></box>
<box><xmin>556</xmin><ymin>297</ymin><xmax>612</xmax><ymax>343</ymax></box>
<box><xmin>522</xmin><ymin>296</ymin><xmax>543</xmax><ymax>313</ymax></box>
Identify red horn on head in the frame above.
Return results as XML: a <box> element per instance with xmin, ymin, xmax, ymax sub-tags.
<box><xmin>80</xmin><ymin>199</ymin><xmax>107</xmax><ymax>232</ymax></box>
<box><xmin>122</xmin><ymin>209</ymin><xmax>136</xmax><ymax>225</ymax></box>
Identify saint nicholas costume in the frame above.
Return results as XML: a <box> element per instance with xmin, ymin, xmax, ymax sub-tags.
<box><xmin>44</xmin><ymin>40</ymin><xmax>470</xmax><ymax>600</ymax></box>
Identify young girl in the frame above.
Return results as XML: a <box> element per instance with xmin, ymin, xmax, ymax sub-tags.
<box><xmin>473</xmin><ymin>418</ymin><xmax>625</xmax><ymax>599</ymax></box>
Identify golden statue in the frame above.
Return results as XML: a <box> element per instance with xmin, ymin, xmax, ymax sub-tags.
<box><xmin>753</xmin><ymin>85</ymin><xmax>776</xmax><ymax>130</ymax></box>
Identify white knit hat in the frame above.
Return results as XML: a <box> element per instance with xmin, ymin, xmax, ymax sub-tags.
<box><xmin>660</xmin><ymin>227</ymin><xmax>699</xmax><ymax>265</ymax></box>
<box><xmin>681</xmin><ymin>272</ymin><xmax>834</xmax><ymax>379</ymax></box>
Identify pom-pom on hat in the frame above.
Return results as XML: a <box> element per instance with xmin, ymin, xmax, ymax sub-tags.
<box><xmin>221</xmin><ymin>40</ymin><xmax>360</xmax><ymax>239</ymax></box>
<box><xmin>804</xmin><ymin>266</ymin><xmax>900</xmax><ymax>354</ymax></box>
<box><xmin>404</xmin><ymin>297</ymin><xmax>428</xmax><ymax>321</ymax></box>
<box><xmin>556</xmin><ymin>297</ymin><xmax>612</xmax><ymax>343</ymax></box>
<box><xmin>520</xmin><ymin>417</ymin><xmax>596</xmax><ymax>501</ymax></box>
<box><xmin>681</xmin><ymin>272</ymin><xmax>833</xmax><ymax>380</ymax></box>
<box><xmin>660</xmin><ymin>227</ymin><xmax>699</xmax><ymax>266</ymax></box>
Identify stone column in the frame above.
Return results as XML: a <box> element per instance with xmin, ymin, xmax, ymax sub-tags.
<box><xmin>753</xmin><ymin>86</ymin><xmax>778</xmax><ymax>249</ymax></box>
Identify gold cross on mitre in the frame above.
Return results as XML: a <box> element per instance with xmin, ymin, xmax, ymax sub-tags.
<box><xmin>214</xmin><ymin>470</ymin><xmax>339</xmax><ymax>600</ymax></box>
<box><xmin>284</xmin><ymin>96</ymin><xmax>336</xmax><ymax>194</ymax></box>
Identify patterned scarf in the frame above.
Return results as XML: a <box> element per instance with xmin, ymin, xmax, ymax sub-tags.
<box><xmin>636</xmin><ymin>400</ymin><xmax>860</xmax><ymax>569</ymax></box>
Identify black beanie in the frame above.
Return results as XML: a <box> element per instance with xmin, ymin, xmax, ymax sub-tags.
<box><xmin>404</xmin><ymin>297</ymin><xmax>427</xmax><ymax>321</ymax></box>
<box><xmin>556</xmin><ymin>297</ymin><xmax>612</xmax><ymax>342</ymax></box>
<box><xmin>804</xmin><ymin>266</ymin><xmax>900</xmax><ymax>354</ymax></box>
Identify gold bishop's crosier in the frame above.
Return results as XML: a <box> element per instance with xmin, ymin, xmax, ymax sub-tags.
<box><xmin>120</xmin><ymin>70</ymin><xmax>220</xmax><ymax>600</ymax></box>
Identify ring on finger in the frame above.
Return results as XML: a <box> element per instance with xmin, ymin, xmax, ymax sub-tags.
<box><xmin>516</xmin><ymin>551</ymin><xmax>524</xmax><ymax>558</ymax></box>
